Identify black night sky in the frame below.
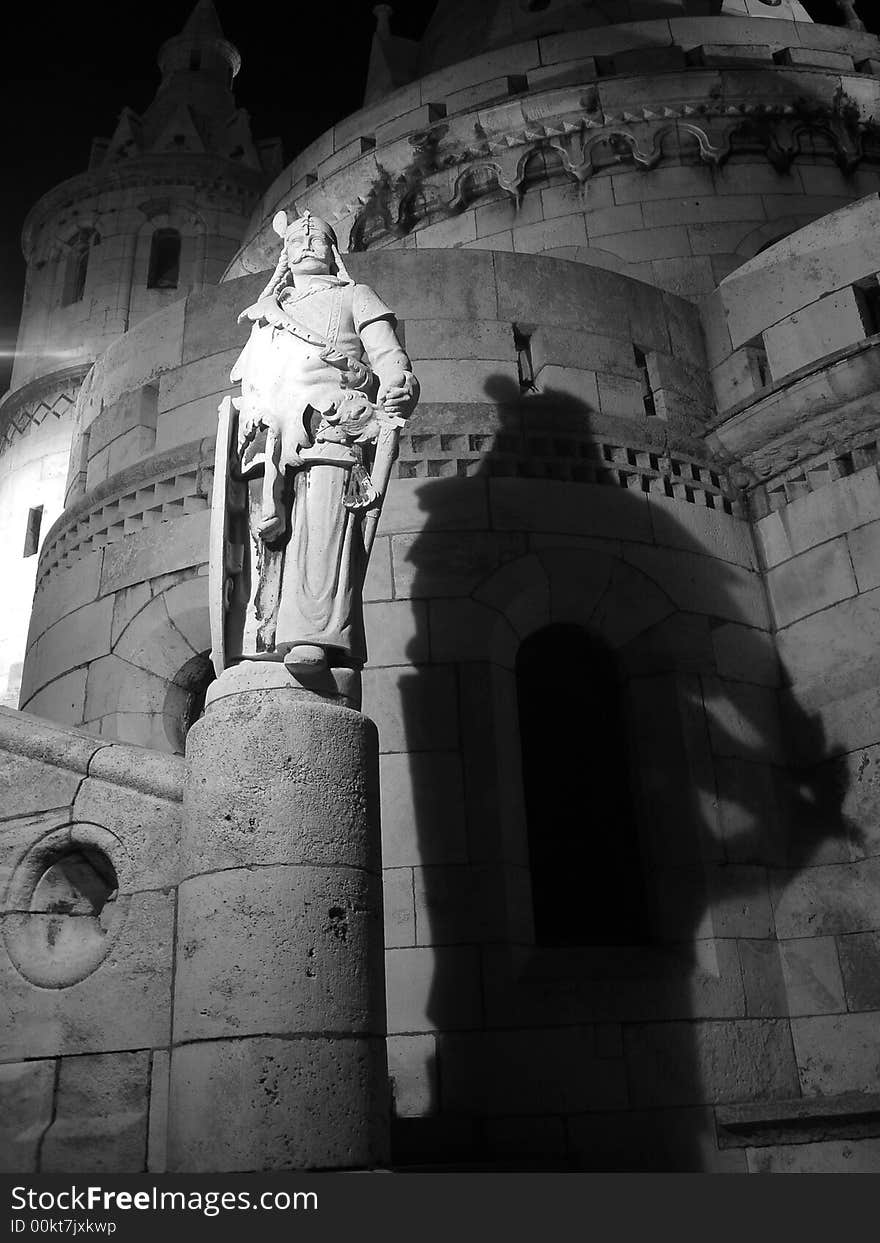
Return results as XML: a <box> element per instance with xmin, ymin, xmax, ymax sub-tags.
<box><xmin>0</xmin><ymin>0</ymin><xmax>436</xmax><ymax>392</ymax></box>
<box><xmin>0</xmin><ymin>0</ymin><xmax>876</xmax><ymax>393</ymax></box>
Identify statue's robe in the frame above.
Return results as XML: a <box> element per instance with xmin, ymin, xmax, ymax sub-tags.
<box><xmin>230</xmin><ymin>277</ymin><xmax>395</xmax><ymax>665</ymax></box>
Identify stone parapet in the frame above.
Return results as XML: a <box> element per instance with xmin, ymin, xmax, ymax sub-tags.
<box><xmin>225</xmin><ymin>20</ymin><xmax>880</xmax><ymax>304</ymax></box>
<box><xmin>0</xmin><ymin>706</ymin><xmax>182</xmax><ymax>1172</ymax></box>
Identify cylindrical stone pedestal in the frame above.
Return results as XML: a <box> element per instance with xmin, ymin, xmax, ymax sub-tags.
<box><xmin>167</xmin><ymin>664</ymin><xmax>388</xmax><ymax>1172</ymax></box>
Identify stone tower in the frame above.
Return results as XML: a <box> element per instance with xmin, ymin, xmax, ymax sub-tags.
<box><xmin>4</xmin><ymin>0</ymin><xmax>880</xmax><ymax>1174</ymax></box>
<box><xmin>0</xmin><ymin>0</ymin><xmax>278</xmax><ymax>712</ymax></box>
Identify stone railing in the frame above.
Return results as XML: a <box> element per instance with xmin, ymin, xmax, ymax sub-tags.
<box><xmin>394</xmin><ymin>429</ymin><xmax>740</xmax><ymax>514</ymax></box>
<box><xmin>36</xmin><ymin>439</ymin><xmax>213</xmax><ymax>583</ymax></box>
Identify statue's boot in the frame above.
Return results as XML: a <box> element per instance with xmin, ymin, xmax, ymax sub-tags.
<box><xmin>284</xmin><ymin>644</ymin><xmax>327</xmax><ymax>674</ymax></box>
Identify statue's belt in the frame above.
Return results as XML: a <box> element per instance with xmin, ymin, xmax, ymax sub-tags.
<box><xmin>241</xmin><ymin>297</ymin><xmax>356</xmax><ymax>359</ymax></box>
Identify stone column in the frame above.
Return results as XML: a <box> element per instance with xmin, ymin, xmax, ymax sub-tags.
<box><xmin>167</xmin><ymin>663</ymin><xmax>388</xmax><ymax>1172</ymax></box>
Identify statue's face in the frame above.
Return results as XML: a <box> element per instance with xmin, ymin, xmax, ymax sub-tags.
<box><xmin>285</xmin><ymin>227</ymin><xmax>334</xmax><ymax>275</ymax></box>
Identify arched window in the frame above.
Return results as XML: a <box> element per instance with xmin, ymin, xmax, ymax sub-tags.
<box><xmin>516</xmin><ymin>623</ymin><xmax>649</xmax><ymax>946</ymax></box>
<box><xmin>61</xmin><ymin>228</ymin><xmax>97</xmax><ymax>306</ymax></box>
<box><xmin>147</xmin><ymin>228</ymin><xmax>181</xmax><ymax>290</ymax></box>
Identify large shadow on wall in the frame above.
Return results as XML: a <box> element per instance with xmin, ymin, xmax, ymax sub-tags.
<box><xmin>387</xmin><ymin>372</ymin><xmax>861</xmax><ymax>1172</ymax></box>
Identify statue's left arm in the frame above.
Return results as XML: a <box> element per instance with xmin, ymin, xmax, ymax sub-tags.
<box><xmin>353</xmin><ymin>286</ymin><xmax>419</xmax><ymax>418</ymax></box>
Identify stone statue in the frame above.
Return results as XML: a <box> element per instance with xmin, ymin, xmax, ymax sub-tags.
<box><xmin>210</xmin><ymin>209</ymin><xmax>418</xmax><ymax>679</ymax></box>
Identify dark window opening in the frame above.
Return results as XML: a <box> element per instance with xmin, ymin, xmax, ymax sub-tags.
<box><xmin>189</xmin><ymin>50</ymin><xmax>201</xmax><ymax>70</ymax></box>
<box><xmin>516</xmin><ymin>624</ymin><xmax>650</xmax><ymax>947</ymax></box>
<box><xmin>855</xmin><ymin>280</ymin><xmax>880</xmax><ymax>336</ymax></box>
<box><xmin>744</xmin><ymin>336</ymin><xmax>771</xmax><ymax>389</ymax></box>
<box><xmin>633</xmin><ymin>345</ymin><xmax>656</xmax><ymax>417</ymax></box>
<box><xmin>23</xmin><ymin>505</ymin><xmax>43</xmax><ymax>557</ymax></box>
<box><xmin>61</xmin><ymin>229</ymin><xmax>95</xmax><ymax>306</ymax></box>
<box><xmin>514</xmin><ymin>324</ymin><xmax>536</xmax><ymax>392</ymax></box>
<box><xmin>147</xmin><ymin>228</ymin><xmax>181</xmax><ymax>290</ymax></box>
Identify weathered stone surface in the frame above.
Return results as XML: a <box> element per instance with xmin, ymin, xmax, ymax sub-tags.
<box><xmin>764</xmin><ymin>288</ymin><xmax>869</xmax><ymax>382</ymax></box>
<box><xmin>491</xmin><ymin>479</ymin><xmax>652</xmax><ymax>543</ymax></box>
<box><xmin>20</xmin><ymin>597</ymin><xmax>114</xmax><ymax>705</ymax></box>
<box><xmin>83</xmin><ymin>655</ymin><xmax>176</xmax><ymax>719</ymax></box>
<box><xmin>99</xmin><ymin>300</ymin><xmax>186</xmax><ymax>408</ymax></box>
<box><xmin>387</xmin><ymin>1033</ymin><xmax>437</xmax><ymax>1118</ymax></box>
<box><xmin>173</xmin><ymin>865</ymin><xmax>383</xmax><ymax>1041</ymax></box>
<box><xmin>850</xmin><ymin>519</ymin><xmax>880</xmax><ymax>594</ymax></box>
<box><xmin>1</xmin><ymin>890</ymin><xmax>174</xmax><ymax>1059</ymax></box>
<box><xmin>28</xmin><ymin>552</ymin><xmax>104</xmax><ymax>647</ymax></box>
<box><xmin>837</xmin><ymin>931</ymin><xmax>880</xmax><ymax>1013</ymax></box>
<box><xmin>428</xmin><ymin>596</ymin><xmax>517</xmax><ymax>665</ymax></box>
<box><xmin>160</xmin><ymin>576</ymin><xmax>211</xmax><ymax>655</ymax></box>
<box><xmin>40</xmin><ymin>1050</ymin><xmax>151</xmax><ymax>1173</ymax></box>
<box><xmin>113</xmin><ymin>593</ymin><xmax>199</xmax><ymax>681</ymax></box>
<box><xmin>702</xmin><ymin>677</ymin><xmax>785</xmax><ymax>766</ymax></box>
<box><xmin>738</xmin><ymin>939</ymin><xmax>788</xmax><ymax>1019</ymax></box>
<box><xmin>792</xmin><ymin>1013</ymin><xmax>880</xmax><ymax>1096</ymax></box>
<box><xmin>147</xmin><ymin>1051</ymin><xmax>170</xmax><ymax>1174</ymax></box>
<box><xmin>182</xmin><ymin>689</ymin><xmax>379</xmax><ymax>876</ymax></box>
<box><xmin>780</xmin><ymin>936</ymin><xmax>846</xmax><ymax>1017</ymax></box>
<box><xmin>747</xmin><ymin>1139</ymin><xmax>880</xmax><ymax>1174</ymax></box>
<box><xmin>378</xmin><ymin>478</ymin><xmax>488</xmax><ymax>536</ymax></box>
<box><xmin>390</xmin><ymin>531</ymin><xmax>527</xmax><ymax>600</ymax></box>
<box><xmin>384</xmin><ymin>867</ymin><xmax>416</xmax><ymax>950</ymax></box>
<box><xmin>168</xmin><ymin>1036</ymin><xmax>388</xmax><ymax>1172</ymax></box>
<box><xmin>624</xmin><ymin>1019</ymin><xmax>799</xmax><ymax>1107</ymax></box>
<box><xmin>647</xmin><ymin>496</ymin><xmax>756</xmax><ymax>569</ymax></box>
<box><xmin>362</xmin><ymin>664</ymin><xmax>459</xmax><ymax>754</ymax></box>
<box><xmin>18</xmin><ymin>669</ymin><xmax>89</xmax><ymax>726</ymax></box>
<box><xmin>385</xmin><ymin>946</ymin><xmax>482</xmax><ymax>1033</ymax></box>
<box><xmin>0</xmin><ymin>752</ymin><xmax>82</xmax><ymax>822</ymax></box>
<box><xmin>0</xmin><ymin>1059</ymin><xmax>55</xmax><ymax>1172</ymax></box>
<box><xmin>412</xmin><ymin>863</ymin><xmax>522</xmax><ymax>946</ymax></box>
<box><xmin>775</xmin><ymin>586</ymin><xmax>880</xmax><ymax>698</ymax></box>
<box><xmin>770</xmin><ymin>539</ymin><xmax>860</xmax><ymax>631</ymax></box>
<box><xmin>623</xmin><ymin>544</ymin><xmax>769</xmax><ymax>627</ymax></box>
<box><xmin>772</xmin><ymin>858</ymin><xmax>880</xmax><ymax>939</ymax></box>
<box><xmin>711</xmin><ymin>622</ymin><xmax>779</xmax><ymax>686</ymax></box>
<box><xmin>100</xmin><ymin>510</ymin><xmax>209</xmax><ymax>595</ymax></box>
<box><xmin>756</xmin><ymin>468</ymin><xmax>880</xmax><ymax>569</ymax></box>
<box><xmin>379</xmin><ymin>751</ymin><xmax>467</xmax><ymax>867</ymax></box>
<box><xmin>363</xmin><ymin>600</ymin><xmax>429</xmax><ymax>666</ymax></box>
<box><xmin>588</xmin><ymin>560</ymin><xmax>675</xmax><ymax>650</ymax></box>
<box><xmin>72</xmin><ymin>777</ymin><xmax>179</xmax><ymax>891</ymax></box>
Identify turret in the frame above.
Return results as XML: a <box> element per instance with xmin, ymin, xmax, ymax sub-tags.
<box><xmin>0</xmin><ymin>1</ymin><xmax>278</xmax><ymax>709</ymax></box>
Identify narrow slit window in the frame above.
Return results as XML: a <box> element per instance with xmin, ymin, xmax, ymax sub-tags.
<box><xmin>23</xmin><ymin>505</ymin><xmax>43</xmax><ymax>557</ymax></box>
<box><xmin>61</xmin><ymin>229</ymin><xmax>96</xmax><ymax>306</ymax></box>
<box><xmin>147</xmin><ymin>228</ymin><xmax>181</xmax><ymax>290</ymax></box>
<box><xmin>633</xmin><ymin>345</ymin><xmax>656</xmax><ymax>417</ymax></box>
<box><xmin>514</xmin><ymin>325</ymin><xmax>535</xmax><ymax>392</ymax></box>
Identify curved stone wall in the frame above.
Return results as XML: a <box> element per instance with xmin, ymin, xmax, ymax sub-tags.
<box><xmin>13</xmin><ymin>157</ymin><xmax>263</xmax><ymax>396</ymax></box>
<box><xmin>18</xmin><ymin>246</ymin><xmax>816</xmax><ymax>1167</ymax></box>
<box><xmin>227</xmin><ymin>18</ymin><xmax>880</xmax><ymax>302</ymax></box>
<box><xmin>0</xmin><ymin>368</ymin><xmax>89</xmax><ymax>709</ymax></box>
<box><xmin>21</xmin><ymin>249</ymin><xmax>746</xmax><ymax>744</ymax></box>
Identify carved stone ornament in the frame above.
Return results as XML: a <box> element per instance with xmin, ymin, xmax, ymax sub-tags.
<box><xmin>349</xmin><ymin>100</ymin><xmax>873</xmax><ymax>250</ymax></box>
<box><xmin>209</xmin><ymin>209</ymin><xmax>419</xmax><ymax>679</ymax></box>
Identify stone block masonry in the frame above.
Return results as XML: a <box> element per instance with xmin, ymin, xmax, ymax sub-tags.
<box><xmin>170</xmin><ymin>676</ymin><xmax>388</xmax><ymax>1171</ymax></box>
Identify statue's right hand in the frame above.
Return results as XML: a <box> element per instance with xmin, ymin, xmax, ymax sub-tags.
<box><xmin>257</xmin><ymin>510</ymin><xmax>287</xmax><ymax>542</ymax></box>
